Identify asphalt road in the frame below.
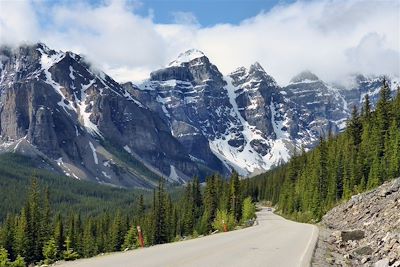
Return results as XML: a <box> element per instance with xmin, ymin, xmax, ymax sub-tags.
<box><xmin>57</xmin><ymin>208</ymin><xmax>318</xmax><ymax>267</ymax></box>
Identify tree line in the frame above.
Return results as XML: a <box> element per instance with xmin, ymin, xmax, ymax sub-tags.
<box><xmin>245</xmin><ymin>80</ymin><xmax>400</xmax><ymax>222</ymax></box>
<box><xmin>0</xmin><ymin>172</ymin><xmax>256</xmax><ymax>266</ymax></box>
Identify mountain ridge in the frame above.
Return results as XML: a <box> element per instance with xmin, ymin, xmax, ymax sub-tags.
<box><xmin>1</xmin><ymin>43</ymin><xmax>398</xmax><ymax>186</ymax></box>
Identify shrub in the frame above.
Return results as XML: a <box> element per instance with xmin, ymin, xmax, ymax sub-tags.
<box><xmin>212</xmin><ymin>209</ymin><xmax>235</xmax><ymax>232</ymax></box>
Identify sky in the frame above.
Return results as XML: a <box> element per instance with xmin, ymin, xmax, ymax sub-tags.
<box><xmin>0</xmin><ymin>0</ymin><xmax>399</xmax><ymax>85</ymax></box>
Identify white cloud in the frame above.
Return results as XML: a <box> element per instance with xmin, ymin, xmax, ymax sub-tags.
<box><xmin>0</xmin><ymin>1</ymin><xmax>40</xmax><ymax>45</ymax></box>
<box><xmin>0</xmin><ymin>0</ymin><xmax>398</xmax><ymax>85</ymax></box>
<box><xmin>345</xmin><ymin>33</ymin><xmax>400</xmax><ymax>77</ymax></box>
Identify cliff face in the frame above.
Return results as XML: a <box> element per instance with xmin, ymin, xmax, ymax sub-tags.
<box><xmin>313</xmin><ymin>178</ymin><xmax>400</xmax><ymax>266</ymax></box>
<box><xmin>0</xmin><ymin>43</ymin><xmax>198</xmax><ymax>187</ymax></box>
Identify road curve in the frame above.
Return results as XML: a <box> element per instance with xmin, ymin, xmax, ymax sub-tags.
<box><xmin>57</xmin><ymin>208</ymin><xmax>318</xmax><ymax>267</ymax></box>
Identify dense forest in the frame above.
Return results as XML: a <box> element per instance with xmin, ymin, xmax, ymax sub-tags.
<box><xmin>246</xmin><ymin>80</ymin><xmax>400</xmax><ymax>222</ymax></box>
<box><xmin>0</xmin><ymin>153</ymin><xmax>156</xmax><ymax>221</ymax></box>
<box><xmin>0</xmin><ymin>172</ymin><xmax>255</xmax><ymax>265</ymax></box>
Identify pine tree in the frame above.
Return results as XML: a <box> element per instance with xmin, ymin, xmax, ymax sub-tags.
<box><xmin>192</xmin><ymin>177</ymin><xmax>202</xmax><ymax>223</ymax></box>
<box><xmin>109</xmin><ymin>211</ymin><xmax>124</xmax><ymax>251</ymax></box>
<box><xmin>73</xmin><ymin>214</ymin><xmax>83</xmax><ymax>256</ymax></box>
<box><xmin>66</xmin><ymin>214</ymin><xmax>76</xmax><ymax>256</ymax></box>
<box><xmin>53</xmin><ymin>213</ymin><xmax>64</xmax><ymax>258</ymax></box>
<box><xmin>229</xmin><ymin>171</ymin><xmax>242</xmax><ymax>222</ymax></box>
<box><xmin>0</xmin><ymin>247</ymin><xmax>10</xmax><ymax>267</ymax></box>
<box><xmin>347</xmin><ymin>105</ymin><xmax>362</xmax><ymax>147</ymax></box>
<box><xmin>42</xmin><ymin>238</ymin><xmax>58</xmax><ymax>265</ymax></box>
<box><xmin>200</xmin><ymin>175</ymin><xmax>217</xmax><ymax>234</ymax></box>
<box><xmin>11</xmin><ymin>254</ymin><xmax>25</xmax><ymax>267</ymax></box>
<box><xmin>42</xmin><ymin>187</ymin><xmax>52</xmax><ymax>243</ymax></box>
<box><xmin>0</xmin><ymin>215</ymin><xmax>15</xmax><ymax>261</ymax></box>
<box><xmin>182</xmin><ymin>183</ymin><xmax>194</xmax><ymax>236</ymax></box>
<box><xmin>13</xmin><ymin>209</ymin><xmax>28</xmax><ymax>261</ymax></box>
<box><xmin>26</xmin><ymin>178</ymin><xmax>43</xmax><ymax>263</ymax></box>
<box><xmin>387</xmin><ymin>120</ymin><xmax>400</xmax><ymax>179</ymax></box>
<box><xmin>318</xmin><ymin>137</ymin><xmax>328</xmax><ymax>204</ymax></box>
<box><xmin>362</xmin><ymin>94</ymin><xmax>371</xmax><ymax>119</ymax></box>
<box><xmin>138</xmin><ymin>195</ymin><xmax>145</xmax><ymax>219</ymax></box>
<box><xmin>82</xmin><ymin>219</ymin><xmax>97</xmax><ymax>258</ymax></box>
<box><xmin>393</xmin><ymin>87</ymin><xmax>400</xmax><ymax>127</ymax></box>
<box><xmin>63</xmin><ymin>236</ymin><xmax>79</xmax><ymax>261</ymax></box>
<box><xmin>153</xmin><ymin>179</ymin><xmax>168</xmax><ymax>244</ymax></box>
<box><xmin>122</xmin><ymin>227</ymin><xmax>137</xmax><ymax>250</ymax></box>
<box><xmin>375</xmin><ymin>78</ymin><xmax>392</xmax><ymax>156</ymax></box>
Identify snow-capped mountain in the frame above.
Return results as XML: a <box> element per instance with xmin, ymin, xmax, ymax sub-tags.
<box><xmin>0</xmin><ymin>44</ymin><xmax>397</xmax><ymax>186</ymax></box>
<box><xmin>127</xmin><ymin>50</ymin><xmax>398</xmax><ymax>177</ymax></box>
<box><xmin>0</xmin><ymin>43</ymin><xmax>200</xmax><ymax>187</ymax></box>
<box><xmin>283</xmin><ymin>70</ymin><xmax>350</xmax><ymax>134</ymax></box>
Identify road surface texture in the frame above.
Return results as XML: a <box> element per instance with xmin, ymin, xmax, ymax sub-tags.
<box><xmin>57</xmin><ymin>208</ymin><xmax>318</xmax><ymax>267</ymax></box>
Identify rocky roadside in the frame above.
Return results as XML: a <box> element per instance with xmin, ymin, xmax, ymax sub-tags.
<box><xmin>312</xmin><ymin>177</ymin><xmax>400</xmax><ymax>266</ymax></box>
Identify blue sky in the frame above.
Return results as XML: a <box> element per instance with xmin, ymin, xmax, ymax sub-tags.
<box><xmin>40</xmin><ymin>0</ymin><xmax>296</xmax><ymax>26</ymax></box>
<box><xmin>134</xmin><ymin>0</ymin><xmax>296</xmax><ymax>26</ymax></box>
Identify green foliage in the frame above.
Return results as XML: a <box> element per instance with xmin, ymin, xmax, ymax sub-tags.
<box><xmin>241</xmin><ymin>197</ymin><xmax>256</xmax><ymax>222</ymax></box>
<box><xmin>212</xmin><ymin>209</ymin><xmax>235</xmax><ymax>232</ymax></box>
<box><xmin>229</xmin><ymin>172</ymin><xmax>242</xmax><ymax>222</ymax></box>
<box><xmin>122</xmin><ymin>227</ymin><xmax>137</xmax><ymax>251</ymax></box>
<box><xmin>10</xmin><ymin>255</ymin><xmax>25</xmax><ymax>267</ymax></box>
<box><xmin>82</xmin><ymin>220</ymin><xmax>97</xmax><ymax>258</ymax></box>
<box><xmin>0</xmin><ymin>248</ymin><xmax>25</xmax><ymax>267</ymax></box>
<box><xmin>0</xmin><ymin>247</ymin><xmax>10</xmax><ymax>267</ymax></box>
<box><xmin>42</xmin><ymin>238</ymin><xmax>57</xmax><ymax>265</ymax></box>
<box><xmin>0</xmin><ymin>153</ymin><xmax>150</xmax><ymax>222</ymax></box>
<box><xmin>0</xmin><ymin>157</ymin><xmax>251</xmax><ymax>265</ymax></box>
<box><xmin>63</xmin><ymin>237</ymin><xmax>79</xmax><ymax>261</ymax></box>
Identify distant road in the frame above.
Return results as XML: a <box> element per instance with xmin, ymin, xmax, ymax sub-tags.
<box><xmin>57</xmin><ymin>208</ymin><xmax>318</xmax><ymax>267</ymax></box>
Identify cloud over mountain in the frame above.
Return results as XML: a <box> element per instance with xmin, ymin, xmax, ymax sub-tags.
<box><xmin>0</xmin><ymin>0</ymin><xmax>398</xmax><ymax>85</ymax></box>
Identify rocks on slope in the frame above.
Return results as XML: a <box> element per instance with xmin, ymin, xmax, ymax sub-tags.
<box><xmin>313</xmin><ymin>177</ymin><xmax>400</xmax><ymax>266</ymax></box>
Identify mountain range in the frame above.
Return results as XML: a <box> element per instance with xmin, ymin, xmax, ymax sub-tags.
<box><xmin>0</xmin><ymin>43</ymin><xmax>398</xmax><ymax>188</ymax></box>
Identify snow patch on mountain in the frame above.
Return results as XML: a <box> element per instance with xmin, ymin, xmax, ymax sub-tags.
<box><xmin>69</xmin><ymin>66</ymin><xmax>75</xmax><ymax>80</ymax></box>
<box><xmin>38</xmin><ymin>49</ymin><xmax>77</xmax><ymax>114</ymax></box>
<box><xmin>207</xmin><ymin>77</ymin><xmax>293</xmax><ymax>175</ymax></box>
<box><xmin>89</xmin><ymin>141</ymin><xmax>98</xmax><ymax>165</ymax></box>
<box><xmin>169</xmin><ymin>165</ymin><xmax>179</xmax><ymax>182</ymax></box>
<box><xmin>168</xmin><ymin>49</ymin><xmax>205</xmax><ymax>67</ymax></box>
<box><xmin>123</xmin><ymin>145</ymin><xmax>132</xmax><ymax>154</ymax></box>
<box><xmin>77</xmin><ymin>79</ymin><xmax>103</xmax><ymax>137</ymax></box>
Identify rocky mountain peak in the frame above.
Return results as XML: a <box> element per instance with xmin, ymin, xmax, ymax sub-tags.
<box><xmin>229</xmin><ymin>63</ymin><xmax>277</xmax><ymax>87</ymax></box>
<box><xmin>249</xmin><ymin>62</ymin><xmax>265</xmax><ymax>73</ymax></box>
<box><xmin>36</xmin><ymin>42</ymin><xmax>51</xmax><ymax>53</ymax></box>
<box><xmin>150</xmin><ymin>49</ymin><xmax>223</xmax><ymax>86</ymax></box>
<box><xmin>290</xmin><ymin>70</ymin><xmax>320</xmax><ymax>84</ymax></box>
<box><xmin>168</xmin><ymin>49</ymin><xmax>206</xmax><ymax>67</ymax></box>
<box><xmin>246</xmin><ymin>62</ymin><xmax>278</xmax><ymax>88</ymax></box>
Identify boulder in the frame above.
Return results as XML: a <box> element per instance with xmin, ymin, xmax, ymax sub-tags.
<box><xmin>341</xmin><ymin>230</ymin><xmax>365</xmax><ymax>242</ymax></box>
